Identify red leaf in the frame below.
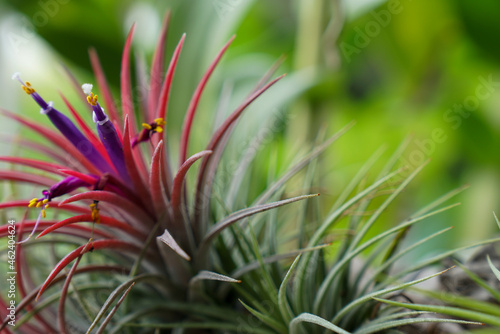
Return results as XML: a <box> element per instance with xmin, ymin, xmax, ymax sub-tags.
<box><xmin>0</xmin><ymin>135</ymin><xmax>68</xmax><ymax>165</ymax></box>
<box><xmin>0</xmin><ymin>200</ymin><xmax>89</xmax><ymax>214</ymax></box>
<box><xmin>59</xmin><ymin>190</ymin><xmax>154</xmax><ymax>224</ymax></box>
<box><xmin>121</xmin><ymin>24</ymin><xmax>137</xmax><ymax>133</ymax></box>
<box><xmin>122</xmin><ymin>117</ymin><xmax>153</xmax><ymax>210</ymax></box>
<box><xmin>149</xmin><ymin>140</ymin><xmax>168</xmax><ymax>216</ymax></box>
<box><xmin>0</xmin><ymin>170</ymin><xmax>57</xmax><ymax>187</ymax></box>
<box><xmin>171</xmin><ymin>150</ymin><xmax>212</xmax><ymax>210</ymax></box>
<box><xmin>0</xmin><ymin>220</ymin><xmax>111</xmax><ymax>239</ymax></box>
<box><xmin>89</xmin><ymin>48</ymin><xmax>122</xmax><ymax>129</ymax></box>
<box><xmin>1</xmin><ymin>265</ymin><xmax>128</xmax><ymax>331</ymax></box>
<box><xmin>148</xmin><ymin>11</ymin><xmax>171</xmax><ymax>122</ymax></box>
<box><xmin>36</xmin><ymin>214</ymin><xmax>145</xmax><ymax>239</ymax></box>
<box><xmin>155</xmin><ymin>33</ymin><xmax>185</xmax><ymax>123</ymax></box>
<box><xmin>0</xmin><ymin>156</ymin><xmax>67</xmax><ymax>175</ymax></box>
<box><xmin>36</xmin><ymin>240</ymin><xmax>140</xmax><ymax>300</ymax></box>
<box><xmin>179</xmin><ymin>36</ymin><xmax>235</xmax><ymax>165</ymax></box>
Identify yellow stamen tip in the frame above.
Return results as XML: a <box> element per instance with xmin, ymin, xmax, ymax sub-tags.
<box><xmin>154</xmin><ymin>118</ymin><xmax>166</xmax><ymax>125</ymax></box>
<box><xmin>36</xmin><ymin>201</ymin><xmax>42</xmax><ymax>208</ymax></box>
<box><xmin>155</xmin><ymin>127</ymin><xmax>163</xmax><ymax>133</ymax></box>
<box><xmin>89</xmin><ymin>202</ymin><xmax>101</xmax><ymax>224</ymax></box>
<box><xmin>22</xmin><ymin>82</ymin><xmax>35</xmax><ymax>95</ymax></box>
<box><xmin>86</xmin><ymin>96</ymin><xmax>94</xmax><ymax>106</ymax></box>
<box><xmin>42</xmin><ymin>199</ymin><xmax>49</xmax><ymax>204</ymax></box>
<box><xmin>142</xmin><ymin>123</ymin><xmax>152</xmax><ymax>130</ymax></box>
<box><xmin>42</xmin><ymin>210</ymin><xmax>46</xmax><ymax>218</ymax></box>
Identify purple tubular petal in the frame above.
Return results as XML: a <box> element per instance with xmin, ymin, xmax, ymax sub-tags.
<box><xmin>93</xmin><ymin>102</ymin><xmax>131</xmax><ymax>183</ymax></box>
<box><xmin>30</xmin><ymin>93</ymin><xmax>113</xmax><ymax>174</ymax></box>
<box><xmin>48</xmin><ymin>176</ymin><xmax>91</xmax><ymax>199</ymax></box>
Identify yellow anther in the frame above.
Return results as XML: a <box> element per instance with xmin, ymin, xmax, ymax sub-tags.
<box><xmin>45</xmin><ymin>204</ymin><xmax>49</xmax><ymax>209</ymax></box>
<box><xmin>86</xmin><ymin>92</ymin><xmax>98</xmax><ymax>106</ymax></box>
<box><xmin>90</xmin><ymin>202</ymin><xmax>100</xmax><ymax>224</ymax></box>
<box><xmin>36</xmin><ymin>201</ymin><xmax>43</xmax><ymax>208</ymax></box>
<box><xmin>42</xmin><ymin>199</ymin><xmax>49</xmax><ymax>205</ymax></box>
<box><xmin>155</xmin><ymin>126</ymin><xmax>163</xmax><ymax>133</ymax></box>
<box><xmin>22</xmin><ymin>82</ymin><xmax>35</xmax><ymax>95</ymax></box>
<box><xmin>142</xmin><ymin>123</ymin><xmax>152</xmax><ymax>130</ymax></box>
<box><xmin>154</xmin><ymin>118</ymin><xmax>166</xmax><ymax>126</ymax></box>
<box><xmin>41</xmin><ymin>209</ymin><xmax>46</xmax><ymax>218</ymax></box>
<box><xmin>28</xmin><ymin>198</ymin><xmax>38</xmax><ymax>208</ymax></box>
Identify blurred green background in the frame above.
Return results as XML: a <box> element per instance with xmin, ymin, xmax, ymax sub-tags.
<box><xmin>1</xmin><ymin>0</ymin><xmax>500</xmax><ymax>256</ymax></box>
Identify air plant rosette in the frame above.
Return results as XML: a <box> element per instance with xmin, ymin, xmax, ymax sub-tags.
<box><xmin>0</xmin><ymin>12</ymin><xmax>306</xmax><ymax>332</ymax></box>
<box><xmin>1</xmin><ymin>10</ymin><xmax>498</xmax><ymax>334</ymax></box>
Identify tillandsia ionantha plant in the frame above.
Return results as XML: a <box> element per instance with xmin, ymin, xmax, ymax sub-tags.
<box><xmin>0</xmin><ymin>9</ymin><xmax>498</xmax><ymax>334</ymax></box>
<box><xmin>0</xmin><ymin>11</ymin><xmax>313</xmax><ymax>333</ymax></box>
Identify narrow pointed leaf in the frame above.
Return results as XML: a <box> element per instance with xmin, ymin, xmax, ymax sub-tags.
<box><xmin>356</xmin><ymin>318</ymin><xmax>483</xmax><ymax>334</ymax></box>
<box><xmin>487</xmin><ymin>255</ymin><xmax>500</xmax><ymax>282</ymax></box>
<box><xmin>121</xmin><ymin>24</ymin><xmax>137</xmax><ymax>133</ymax></box>
<box><xmin>194</xmin><ymin>75</ymin><xmax>286</xmax><ymax>224</ymax></box>
<box><xmin>278</xmin><ymin>255</ymin><xmax>300</xmax><ymax>323</ymax></box>
<box><xmin>156</xmin><ymin>33</ymin><xmax>185</xmax><ymax>122</ymax></box>
<box><xmin>158</xmin><ymin>228</ymin><xmax>191</xmax><ymax>261</ymax></box>
<box><xmin>86</xmin><ymin>274</ymin><xmax>166</xmax><ymax>333</ymax></box>
<box><xmin>289</xmin><ymin>313</ymin><xmax>351</xmax><ymax>334</ymax></box>
<box><xmin>89</xmin><ymin>48</ymin><xmax>121</xmax><ymax>127</ymax></box>
<box><xmin>148</xmin><ymin>11</ymin><xmax>170</xmax><ymax>122</ymax></box>
<box><xmin>373</xmin><ymin>298</ymin><xmax>497</xmax><ymax>326</ymax></box>
<box><xmin>171</xmin><ymin>150</ymin><xmax>212</xmax><ymax>209</ymax></box>
<box><xmin>122</xmin><ymin>117</ymin><xmax>152</xmax><ymax>206</ymax></box>
<box><xmin>36</xmin><ymin>240</ymin><xmax>140</xmax><ymax>300</ymax></box>
<box><xmin>36</xmin><ymin>214</ymin><xmax>145</xmax><ymax>239</ymax></box>
<box><xmin>239</xmin><ymin>299</ymin><xmax>288</xmax><ymax>334</ymax></box>
<box><xmin>332</xmin><ymin>267</ymin><xmax>454</xmax><ymax>323</ymax></box>
<box><xmin>0</xmin><ymin>156</ymin><xmax>67</xmax><ymax>175</ymax></box>
<box><xmin>197</xmin><ymin>194</ymin><xmax>319</xmax><ymax>259</ymax></box>
<box><xmin>59</xmin><ymin>190</ymin><xmax>154</xmax><ymax>223</ymax></box>
<box><xmin>149</xmin><ymin>140</ymin><xmax>167</xmax><ymax>215</ymax></box>
<box><xmin>190</xmin><ymin>271</ymin><xmax>241</xmax><ymax>285</ymax></box>
<box><xmin>95</xmin><ymin>282</ymin><xmax>135</xmax><ymax>334</ymax></box>
<box><xmin>313</xmin><ymin>203</ymin><xmax>461</xmax><ymax>313</ymax></box>
<box><xmin>179</xmin><ymin>36</ymin><xmax>235</xmax><ymax>165</ymax></box>
<box><xmin>0</xmin><ymin>170</ymin><xmax>58</xmax><ymax>187</ymax></box>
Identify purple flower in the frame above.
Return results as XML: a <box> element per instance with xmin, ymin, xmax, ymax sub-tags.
<box><xmin>131</xmin><ymin>117</ymin><xmax>166</xmax><ymax>147</ymax></box>
<box><xmin>82</xmin><ymin>83</ymin><xmax>131</xmax><ymax>183</ymax></box>
<box><xmin>11</xmin><ymin>73</ymin><xmax>114</xmax><ymax>176</ymax></box>
<box><xmin>20</xmin><ymin>176</ymin><xmax>92</xmax><ymax>243</ymax></box>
